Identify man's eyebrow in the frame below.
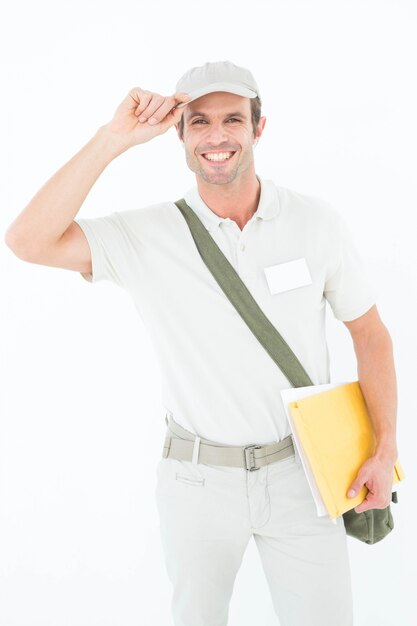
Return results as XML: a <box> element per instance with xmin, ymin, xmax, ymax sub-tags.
<box><xmin>187</xmin><ymin>111</ymin><xmax>248</xmax><ymax>121</ymax></box>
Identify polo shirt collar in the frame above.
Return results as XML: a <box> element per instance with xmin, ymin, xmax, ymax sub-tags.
<box><xmin>182</xmin><ymin>175</ymin><xmax>280</xmax><ymax>232</ymax></box>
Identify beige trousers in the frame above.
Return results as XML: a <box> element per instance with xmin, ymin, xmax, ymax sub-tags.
<box><xmin>155</xmin><ymin>437</ymin><xmax>354</xmax><ymax>626</ymax></box>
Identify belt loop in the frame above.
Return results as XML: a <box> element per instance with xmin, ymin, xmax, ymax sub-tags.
<box><xmin>162</xmin><ymin>434</ymin><xmax>171</xmax><ymax>459</ymax></box>
<box><xmin>192</xmin><ymin>436</ymin><xmax>201</xmax><ymax>464</ymax></box>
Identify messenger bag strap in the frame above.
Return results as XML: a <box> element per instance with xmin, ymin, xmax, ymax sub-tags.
<box><xmin>174</xmin><ymin>198</ymin><xmax>314</xmax><ymax>388</ymax></box>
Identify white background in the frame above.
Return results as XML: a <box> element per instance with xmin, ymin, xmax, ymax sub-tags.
<box><xmin>1</xmin><ymin>1</ymin><xmax>416</xmax><ymax>624</ymax></box>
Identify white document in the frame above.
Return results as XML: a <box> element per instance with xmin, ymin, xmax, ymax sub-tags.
<box><xmin>264</xmin><ymin>258</ymin><xmax>312</xmax><ymax>295</ymax></box>
<box><xmin>280</xmin><ymin>382</ymin><xmax>351</xmax><ymax>520</ymax></box>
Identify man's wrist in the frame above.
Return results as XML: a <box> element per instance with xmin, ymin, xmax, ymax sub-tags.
<box><xmin>95</xmin><ymin>124</ymin><xmax>133</xmax><ymax>159</ymax></box>
<box><xmin>374</xmin><ymin>441</ymin><xmax>398</xmax><ymax>464</ymax></box>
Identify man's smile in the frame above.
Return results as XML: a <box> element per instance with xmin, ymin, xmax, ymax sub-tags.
<box><xmin>200</xmin><ymin>151</ymin><xmax>237</xmax><ymax>164</ymax></box>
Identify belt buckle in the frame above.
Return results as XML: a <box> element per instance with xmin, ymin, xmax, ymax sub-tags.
<box><xmin>244</xmin><ymin>444</ymin><xmax>262</xmax><ymax>471</ymax></box>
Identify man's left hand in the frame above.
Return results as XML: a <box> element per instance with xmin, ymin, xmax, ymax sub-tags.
<box><xmin>347</xmin><ymin>454</ymin><xmax>395</xmax><ymax>513</ymax></box>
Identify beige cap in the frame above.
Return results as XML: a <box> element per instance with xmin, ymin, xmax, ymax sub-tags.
<box><xmin>175</xmin><ymin>60</ymin><xmax>260</xmax><ymax>108</ymax></box>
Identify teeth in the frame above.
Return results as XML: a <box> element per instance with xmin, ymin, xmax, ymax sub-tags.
<box><xmin>204</xmin><ymin>152</ymin><xmax>234</xmax><ymax>161</ymax></box>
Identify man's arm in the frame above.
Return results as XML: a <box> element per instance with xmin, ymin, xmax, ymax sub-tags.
<box><xmin>343</xmin><ymin>304</ymin><xmax>398</xmax><ymax>464</ymax></box>
<box><xmin>5</xmin><ymin>125</ymin><xmax>131</xmax><ymax>275</ymax></box>
<box><xmin>343</xmin><ymin>304</ymin><xmax>399</xmax><ymax>512</ymax></box>
<box><xmin>4</xmin><ymin>87</ymin><xmax>190</xmax><ymax>269</ymax></box>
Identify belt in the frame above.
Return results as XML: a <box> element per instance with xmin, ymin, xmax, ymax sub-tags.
<box><xmin>161</xmin><ymin>414</ymin><xmax>295</xmax><ymax>471</ymax></box>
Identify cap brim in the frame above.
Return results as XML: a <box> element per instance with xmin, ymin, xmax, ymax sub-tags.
<box><xmin>175</xmin><ymin>82</ymin><xmax>257</xmax><ymax>108</ymax></box>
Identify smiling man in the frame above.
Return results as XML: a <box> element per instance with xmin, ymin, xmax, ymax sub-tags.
<box><xmin>5</xmin><ymin>60</ymin><xmax>398</xmax><ymax>626</ymax></box>
<box><xmin>178</xmin><ymin>89</ymin><xmax>264</xmax><ymax>230</ymax></box>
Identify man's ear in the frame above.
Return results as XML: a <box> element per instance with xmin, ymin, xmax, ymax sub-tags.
<box><xmin>174</xmin><ymin>123</ymin><xmax>181</xmax><ymax>140</ymax></box>
<box><xmin>257</xmin><ymin>116</ymin><xmax>267</xmax><ymax>138</ymax></box>
<box><xmin>175</xmin><ymin>125</ymin><xmax>185</xmax><ymax>147</ymax></box>
<box><xmin>252</xmin><ymin>116</ymin><xmax>266</xmax><ymax>147</ymax></box>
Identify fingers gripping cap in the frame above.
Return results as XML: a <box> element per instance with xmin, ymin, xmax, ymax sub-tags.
<box><xmin>175</xmin><ymin>60</ymin><xmax>260</xmax><ymax>108</ymax></box>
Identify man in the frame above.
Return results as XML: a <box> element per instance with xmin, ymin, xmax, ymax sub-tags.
<box><xmin>5</xmin><ymin>61</ymin><xmax>398</xmax><ymax>626</ymax></box>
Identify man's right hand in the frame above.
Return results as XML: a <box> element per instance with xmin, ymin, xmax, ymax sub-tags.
<box><xmin>102</xmin><ymin>87</ymin><xmax>192</xmax><ymax>150</ymax></box>
<box><xmin>4</xmin><ymin>87</ymin><xmax>192</xmax><ymax>270</ymax></box>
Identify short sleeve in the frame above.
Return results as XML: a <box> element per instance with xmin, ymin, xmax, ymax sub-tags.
<box><xmin>324</xmin><ymin>213</ymin><xmax>377</xmax><ymax>322</ymax></box>
<box><xmin>74</xmin><ymin>213</ymin><xmax>128</xmax><ymax>286</ymax></box>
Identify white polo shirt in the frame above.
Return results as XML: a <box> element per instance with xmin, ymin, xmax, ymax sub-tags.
<box><xmin>74</xmin><ymin>175</ymin><xmax>376</xmax><ymax>446</ymax></box>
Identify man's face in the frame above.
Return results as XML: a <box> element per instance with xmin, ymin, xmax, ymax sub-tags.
<box><xmin>177</xmin><ymin>91</ymin><xmax>262</xmax><ymax>186</ymax></box>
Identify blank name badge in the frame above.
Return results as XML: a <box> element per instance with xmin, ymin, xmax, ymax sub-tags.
<box><xmin>263</xmin><ymin>258</ymin><xmax>312</xmax><ymax>295</ymax></box>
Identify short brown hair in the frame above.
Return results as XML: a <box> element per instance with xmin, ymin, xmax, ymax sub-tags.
<box><xmin>177</xmin><ymin>95</ymin><xmax>262</xmax><ymax>140</ymax></box>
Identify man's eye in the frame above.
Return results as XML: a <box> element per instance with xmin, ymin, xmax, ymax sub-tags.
<box><xmin>192</xmin><ymin>118</ymin><xmax>240</xmax><ymax>124</ymax></box>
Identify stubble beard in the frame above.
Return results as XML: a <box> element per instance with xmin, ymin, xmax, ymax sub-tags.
<box><xmin>185</xmin><ymin>148</ymin><xmax>248</xmax><ymax>186</ymax></box>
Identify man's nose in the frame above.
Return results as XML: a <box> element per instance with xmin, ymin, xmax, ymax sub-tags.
<box><xmin>205</xmin><ymin>122</ymin><xmax>230</xmax><ymax>145</ymax></box>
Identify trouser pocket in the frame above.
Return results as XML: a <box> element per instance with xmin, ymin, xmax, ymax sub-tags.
<box><xmin>175</xmin><ymin>472</ymin><xmax>205</xmax><ymax>486</ymax></box>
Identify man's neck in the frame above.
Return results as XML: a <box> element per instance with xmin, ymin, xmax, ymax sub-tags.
<box><xmin>196</xmin><ymin>174</ymin><xmax>261</xmax><ymax>231</ymax></box>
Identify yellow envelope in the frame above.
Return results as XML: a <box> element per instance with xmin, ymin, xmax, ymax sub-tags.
<box><xmin>288</xmin><ymin>381</ymin><xmax>405</xmax><ymax>519</ymax></box>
